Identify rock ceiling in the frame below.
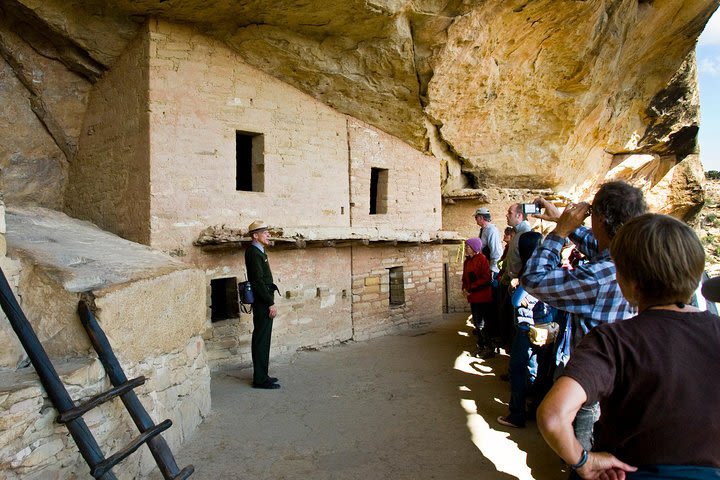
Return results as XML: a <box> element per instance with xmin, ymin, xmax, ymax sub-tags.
<box><xmin>1</xmin><ymin>0</ymin><xmax>718</xmax><ymax>199</ymax></box>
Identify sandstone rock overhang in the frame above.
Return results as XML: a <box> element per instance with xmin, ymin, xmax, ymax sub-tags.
<box><xmin>0</xmin><ymin>0</ymin><xmax>717</xmax><ymax>196</ymax></box>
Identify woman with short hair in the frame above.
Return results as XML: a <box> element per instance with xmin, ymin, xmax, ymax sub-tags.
<box><xmin>537</xmin><ymin>213</ymin><xmax>720</xmax><ymax>479</ymax></box>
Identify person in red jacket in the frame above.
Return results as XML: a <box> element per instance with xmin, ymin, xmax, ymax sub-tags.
<box><xmin>462</xmin><ymin>237</ymin><xmax>494</xmax><ymax>357</ymax></box>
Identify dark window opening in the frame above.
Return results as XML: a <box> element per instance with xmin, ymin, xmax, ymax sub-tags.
<box><xmin>389</xmin><ymin>266</ymin><xmax>405</xmax><ymax>306</ymax></box>
<box><xmin>210</xmin><ymin>277</ymin><xmax>240</xmax><ymax>322</ymax></box>
<box><xmin>370</xmin><ymin>167</ymin><xmax>388</xmax><ymax>214</ymax></box>
<box><xmin>236</xmin><ymin>131</ymin><xmax>265</xmax><ymax>192</ymax></box>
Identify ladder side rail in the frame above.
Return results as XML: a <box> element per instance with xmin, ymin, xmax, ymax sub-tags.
<box><xmin>0</xmin><ymin>268</ymin><xmax>117</xmax><ymax>480</ymax></box>
<box><xmin>78</xmin><ymin>300</ymin><xmax>193</xmax><ymax>479</ymax></box>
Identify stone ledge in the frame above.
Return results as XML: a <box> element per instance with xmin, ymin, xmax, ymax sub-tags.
<box><xmin>6</xmin><ymin>207</ymin><xmax>191</xmax><ymax>293</ymax></box>
<box><xmin>194</xmin><ymin>225</ymin><xmax>463</xmax><ymax>250</ymax></box>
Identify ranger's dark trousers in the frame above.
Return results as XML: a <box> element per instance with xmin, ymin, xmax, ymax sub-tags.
<box><xmin>251</xmin><ymin>303</ymin><xmax>274</xmax><ymax>385</ymax></box>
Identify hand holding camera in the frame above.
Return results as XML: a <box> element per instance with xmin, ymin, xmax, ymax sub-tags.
<box><xmin>527</xmin><ymin>197</ymin><xmax>561</xmax><ymax>222</ymax></box>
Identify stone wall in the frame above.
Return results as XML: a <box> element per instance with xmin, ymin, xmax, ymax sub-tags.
<box><xmin>65</xmin><ymin>29</ymin><xmax>151</xmax><ymax>244</ymax></box>
<box><xmin>56</xmin><ymin>19</ymin><xmax>450</xmax><ymax>372</ymax></box>
<box><xmin>146</xmin><ymin>20</ymin><xmax>350</xmax><ymax>251</ymax></box>
<box><xmin>348</xmin><ymin>118</ymin><xmax>442</xmax><ymax>231</ymax></box>
<box><xmin>0</xmin><ymin>208</ymin><xmax>210</xmax><ymax>478</ymax></box>
<box><xmin>200</xmin><ymin>248</ymin><xmax>353</xmax><ymax>370</ymax></box>
<box><xmin>0</xmin><ymin>337</ymin><xmax>209</xmax><ymax>480</ymax></box>
<box><xmin>201</xmin><ymin>244</ymin><xmax>447</xmax><ymax>370</ymax></box>
<box><xmin>351</xmin><ymin>245</ymin><xmax>444</xmax><ymax>341</ymax></box>
<box><xmin>443</xmin><ymin>244</ymin><xmax>468</xmax><ymax>314</ymax></box>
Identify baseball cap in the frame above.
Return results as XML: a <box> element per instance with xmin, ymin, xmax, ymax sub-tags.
<box><xmin>474</xmin><ymin>208</ymin><xmax>491</xmax><ymax>216</ymax></box>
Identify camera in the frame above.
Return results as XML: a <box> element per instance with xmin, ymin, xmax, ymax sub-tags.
<box><xmin>522</xmin><ymin>203</ymin><xmax>542</xmax><ymax>215</ymax></box>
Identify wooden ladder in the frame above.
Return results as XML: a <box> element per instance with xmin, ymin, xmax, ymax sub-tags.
<box><xmin>0</xmin><ymin>268</ymin><xmax>193</xmax><ymax>479</ymax></box>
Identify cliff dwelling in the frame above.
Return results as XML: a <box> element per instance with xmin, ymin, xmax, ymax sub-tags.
<box><xmin>0</xmin><ymin>0</ymin><xmax>718</xmax><ymax>478</ymax></box>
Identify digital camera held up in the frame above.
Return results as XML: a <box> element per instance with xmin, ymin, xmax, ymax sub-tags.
<box><xmin>522</xmin><ymin>202</ymin><xmax>542</xmax><ymax>215</ymax></box>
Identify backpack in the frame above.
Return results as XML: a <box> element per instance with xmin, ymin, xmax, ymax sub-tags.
<box><xmin>238</xmin><ymin>280</ymin><xmax>254</xmax><ymax>314</ymax></box>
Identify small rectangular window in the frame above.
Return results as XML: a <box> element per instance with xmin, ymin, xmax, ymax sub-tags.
<box><xmin>210</xmin><ymin>277</ymin><xmax>240</xmax><ymax>322</ymax></box>
<box><xmin>388</xmin><ymin>266</ymin><xmax>405</xmax><ymax>306</ymax></box>
<box><xmin>236</xmin><ymin>131</ymin><xmax>264</xmax><ymax>192</ymax></box>
<box><xmin>370</xmin><ymin>167</ymin><xmax>388</xmax><ymax>214</ymax></box>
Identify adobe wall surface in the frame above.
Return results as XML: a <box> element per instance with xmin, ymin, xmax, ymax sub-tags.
<box><xmin>197</xmin><ymin>244</ymin><xmax>445</xmax><ymax>370</ymax></box>
<box><xmin>65</xmin><ymin>28</ymin><xmax>151</xmax><ymax>245</ymax></box>
<box><xmin>351</xmin><ymin>245</ymin><xmax>444</xmax><ymax>342</ymax></box>
<box><xmin>194</xmin><ymin>248</ymin><xmax>353</xmax><ymax>370</ymax></box>
<box><xmin>146</xmin><ymin>20</ymin><xmax>351</xmax><ymax>251</ymax></box>
<box><xmin>443</xmin><ymin>245</ymin><xmax>469</xmax><ymax>314</ymax></box>
<box><xmin>348</xmin><ymin>118</ymin><xmax>442</xmax><ymax>231</ymax></box>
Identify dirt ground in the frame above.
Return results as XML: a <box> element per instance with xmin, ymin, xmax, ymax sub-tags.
<box><xmin>168</xmin><ymin>314</ymin><xmax>567</xmax><ymax>480</ymax></box>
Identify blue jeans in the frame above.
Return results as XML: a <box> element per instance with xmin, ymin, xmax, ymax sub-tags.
<box><xmin>506</xmin><ymin>324</ymin><xmax>552</xmax><ymax>425</ymax></box>
<box><xmin>573</xmin><ymin>402</ymin><xmax>600</xmax><ymax>451</ymax></box>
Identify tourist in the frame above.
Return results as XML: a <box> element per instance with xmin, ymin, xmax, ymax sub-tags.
<box><xmin>461</xmin><ymin>237</ymin><xmax>493</xmax><ymax>357</ymax></box>
<box><xmin>497</xmin><ymin>231</ymin><xmax>556</xmax><ymax>429</ymax></box>
<box><xmin>522</xmin><ymin>180</ymin><xmax>646</xmax><ymax>449</ymax></box>
<box><xmin>537</xmin><ymin>213</ymin><xmax>720</xmax><ymax>479</ymax></box>
<box><xmin>474</xmin><ymin>208</ymin><xmax>503</xmax><ymax>356</ymax></box>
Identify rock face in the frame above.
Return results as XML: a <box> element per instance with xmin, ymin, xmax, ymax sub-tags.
<box><xmin>0</xmin><ymin>0</ymin><xmax>717</xmax><ymax>213</ymax></box>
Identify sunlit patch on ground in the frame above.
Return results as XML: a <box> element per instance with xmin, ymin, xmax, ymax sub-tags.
<box><xmin>454</xmin><ymin>350</ymin><xmax>496</xmax><ymax>377</ymax></box>
<box><xmin>460</xmin><ymin>398</ymin><xmax>535</xmax><ymax>480</ymax></box>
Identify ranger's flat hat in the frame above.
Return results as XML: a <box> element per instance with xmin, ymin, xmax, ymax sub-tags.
<box><xmin>247</xmin><ymin>220</ymin><xmax>269</xmax><ymax>234</ymax></box>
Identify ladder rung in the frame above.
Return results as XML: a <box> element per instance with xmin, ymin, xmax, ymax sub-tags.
<box><xmin>172</xmin><ymin>465</ymin><xmax>195</xmax><ymax>480</ymax></box>
<box><xmin>91</xmin><ymin>419</ymin><xmax>172</xmax><ymax>479</ymax></box>
<box><xmin>56</xmin><ymin>376</ymin><xmax>147</xmax><ymax>424</ymax></box>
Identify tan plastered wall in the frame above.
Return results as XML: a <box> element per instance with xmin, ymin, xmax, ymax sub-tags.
<box><xmin>348</xmin><ymin>118</ymin><xmax>442</xmax><ymax>231</ymax></box>
<box><xmin>146</xmin><ymin>20</ymin><xmax>350</xmax><ymax>251</ymax></box>
<box><xmin>93</xmin><ymin>268</ymin><xmax>206</xmax><ymax>363</ymax></box>
<box><xmin>351</xmin><ymin>245</ymin><xmax>444</xmax><ymax>341</ymax></box>
<box><xmin>65</xmin><ymin>29</ymin><xmax>151</xmax><ymax>244</ymax></box>
<box><xmin>443</xmin><ymin>244</ymin><xmax>470</xmax><ymax>314</ymax></box>
<box><xmin>11</xmin><ymin>265</ymin><xmax>205</xmax><ymax>365</ymax></box>
<box><xmin>194</xmin><ymin>247</ymin><xmax>352</xmax><ymax>370</ymax></box>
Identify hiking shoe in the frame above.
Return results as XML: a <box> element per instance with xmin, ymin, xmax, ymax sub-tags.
<box><xmin>497</xmin><ymin>416</ymin><xmax>525</xmax><ymax>428</ymax></box>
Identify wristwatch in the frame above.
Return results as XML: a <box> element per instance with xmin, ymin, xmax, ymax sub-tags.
<box><xmin>570</xmin><ymin>449</ymin><xmax>588</xmax><ymax>470</ymax></box>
